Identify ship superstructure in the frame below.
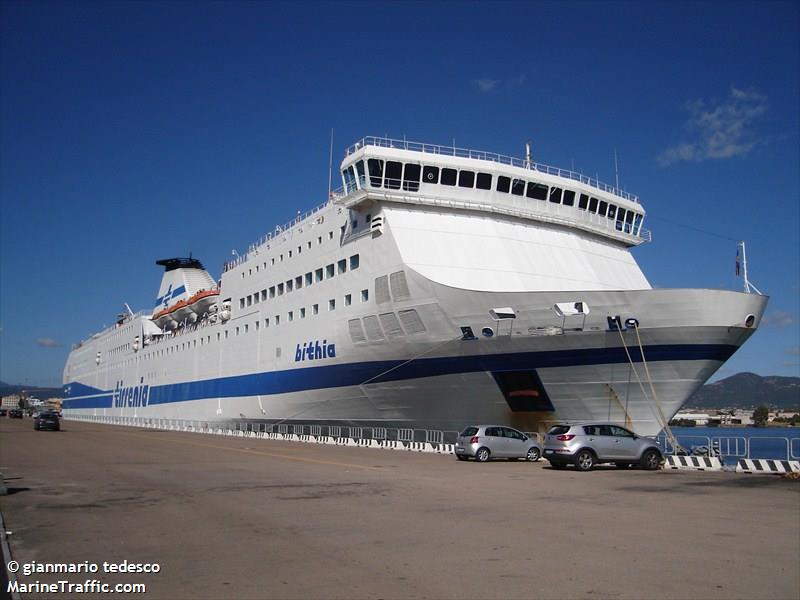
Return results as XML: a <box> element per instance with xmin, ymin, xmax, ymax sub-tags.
<box><xmin>62</xmin><ymin>137</ymin><xmax>768</xmax><ymax>436</ymax></box>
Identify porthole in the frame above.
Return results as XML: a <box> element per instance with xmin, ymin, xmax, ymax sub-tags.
<box><xmin>745</xmin><ymin>314</ymin><xmax>755</xmax><ymax>328</ymax></box>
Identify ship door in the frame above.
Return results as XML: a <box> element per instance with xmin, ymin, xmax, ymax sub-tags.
<box><xmin>491</xmin><ymin>370</ymin><xmax>555</xmax><ymax>412</ymax></box>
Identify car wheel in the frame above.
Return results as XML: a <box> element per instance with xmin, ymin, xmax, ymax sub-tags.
<box><xmin>615</xmin><ymin>462</ymin><xmax>632</xmax><ymax>469</ymax></box>
<box><xmin>475</xmin><ymin>447</ymin><xmax>491</xmax><ymax>462</ymax></box>
<box><xmin>641</xmin><ymin>449</ymin><xmax>662</xmax><ymax>470</ymax></box>
<box><xmin>574</xmin><ymin>449</ymin><xmax>595</xmax><ymax>471</ymax></box>
<box><xmin>526</xmin><ymin>447</ymin><xmax>541</xmax><ymax>462</ymax></box>
<box><xmin>550</xmin><ymin>462</ymin><xmax>567</xmax><ymax>470</ymax></box>
<box><xmin>456</xmin><ymin>455</ymin><xmax>469</xmax><ymax>461</ymax></box>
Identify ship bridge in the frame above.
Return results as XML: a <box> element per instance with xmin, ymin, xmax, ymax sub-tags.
<box><xmin>334</xmin><ymin>136</ymin><xmax>649</xmax><ymax>247</ymax></box>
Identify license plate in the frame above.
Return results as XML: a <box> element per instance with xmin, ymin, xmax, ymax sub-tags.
<box><xmin>544</xmin><ymin>449</ymin><xmax>554</xmax><ymax>455</ymax></box>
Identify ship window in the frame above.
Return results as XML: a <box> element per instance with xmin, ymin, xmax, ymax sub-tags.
<box><xmin>244</xmin><ymin>324</ymin><xmax>249</xmax><ymax>333</ymax></box>
<box><xmin>458</xmin><ymin>170</ymin><xmax>475</xmax><ymax>188</ymax></box>
<box><xmin>253</xmin><ymin>293</ymin><xmax>259</xmax><ymax>304</ymax></box>
<box><xmin>298</xmin><ymin>245</ymin><xmax>302</xmax><ymax>254</ymax></box>
<box><xmin>343</xmin><ymin>165</ymin><xmax>357</xmax><ymax>193</ymax></box>
<box><xmin>300</xmin><ymin>307</ymin><xmax>306</xmax><ymax>319</ymax></box>
<box><xmin>329</xmin><ymin>230</ymin><xmax>334</xmax><ymax>240</ymax></box>
<box><xmin>355</xmin><ymin>160</ymin><xmax>366</xmax><ymax>187</ymax></box>
<box><xmin>280</xmin><ymin>254</ymin><xmax>283</xmax><ymax>262</ymax></box>
<box><xmin>352</xmin><ymin>219</ymin><xmax>358</xmax><ymax>230</ymax></box>
<box><xmin>277</xmin><ymin>283</ymin><xmax>284</xmax><ymax>295</ymax></box>
<box><xmin>384</xmin><ymin>161</ymin><xmax>402</xmax><ymax>189</ymax></box>
<box><xmin>562</xmin><ymin>190</ymin><xmax>575</xmax><ymax>206</ymax></box>
<box><xmin>225</xmin><ymin>330</ymin><xmax>229</xmax><ymax>339</ymax></box>
<box><xmin>422</xmin><ymin>165</ymin><xmax>439</xmax><ymax>184</ymax></box>
<box><xmin>511</xmin><ymin>179</ymin><xmax>526</xmax><ymax>196</ymax></box>
<box><xmin>625</xmin><ymin>210</ymin><xmax>634</xmax><ymax>233</ymax></box>
<box><xmin>288</xmin><ymin>311</ymin><xmax>294</xmax><ymax>322</ymax></box>
<box><xmin>361</xmin><ymin>289</ymin><xmax>369</xmax><ymax>302</ymax></box>
<box><xmin>265</xmin><ymin>318</ymin><xmax>269</xmax><ymax>328</ymax></box>
<box><xmin>497</xmin><ymin>176</ymin><xmax>511</xmax><ymax>193</ymax></box>
<box><xmin>269</xmin><ymin>286</ymin><xmax>275</xmax><ymax>298</ymax></box>
<box><xmin>261</xmin><ymin>289</ymin><xmax>267</xmax><ymax>301</ymax></box>
<box><xmin>313</xmin><ymin>303</ymin><xmax>319</xmax><ymax>315</ymax></box>
<box><xmin>255</xmin><ymin>321</ymin><xmax>260</xmax><ymax>331</ymax></box>
<box><xmin>247</xmin><ymin>295</ymin><xmax>252</xmax><ymax>306</ymax></box>
<box><xmin>476</xmin><ymin>172</ymin><xmax>492</xmax><ymax>190</ymax></box>
<box><xmin>616</xmin><ymin>208</ymin><xmax>626</xmax><ymax>230</ymax></box>
<box><xmin>403</xmin><ymin>163</ymin><xmax>421</xmax><ymax>192</ymax></box>
<box><xmin>275</xmin><ymin>315</ymin><xmax>280</xmax><ymax>325</ymax></box>
<box><xmin>368</xmin><ymin>159</ymin><xmax>384</xmax><ymax>186</ymax></box>
<box><xmin>329</xmin><ymin>299</ymin><xmax>336</xmax><ymax>311</ymax></box>
<box><xmin>598</xmin><ymin>200</ymin><xmax>608</xmax><ymax>216</ymax></box>
<box><xmin>338</xmin><ymin>259</ymin><xmax>347</xmax><ymax>274</ymax></box>
<box><xmin>589</xmin><ymin>197</ymin><xmax>599</xmax><ymax>213</ymax></box>
<box><xmin>549</xmin><ymin>187</ymin><xmax>563</xmax><ymax>203</ymax></box>
<box><xmin>286</xmin><ymin>279</ymin><xmax>293</xmax><ymax>292</ymax></box>
<box><xmin>326</xmin><ymin>264</ymin><xmax>334</xmax><ymax>278</ymax></box>
<box><xmin>607</xmin><ymin>204</ymin><xmax>616</xmax><ymax>220</ymax></box>
<box><xmin>440</xmin><ymin>168</ymin><xmax>456</xmax><ymax>186</ymax></box>
<box><xmin>315</xmin><ymin>268</ymin><xmax>323</xmax><ymax>282</ymax></box>
<box><xmin>579</xmin><ymin>194</ymin><xmax>589</xmax><ymax>209</ymax></box>
<box><xmin>307</xmin><ymin>241</ymin><xmax>312</xmax><ymax>249</ymax></box>
<box><xmin>288</xmin><ymin>250</ymin><xmax>292</xmax><ymax>258</ymax></box>
<box><xmin>295</xmin><ymin>276</ymin><xmax>303</xmax><ymax>289</ymax></box>
<box><xmin>633</xmin><ymin>213</ymin><xmax>643</xmax><ymax>235</ymax></box>
<box><xmin>345</xmin><ymin>293</ymin><xmax>352</xmax><ymax>306</ymax></box>
<box><xmin>350</xmin><ymin>254</ymin><xmax>360</xmax><ymax>269</ymax></box>
<box><xmin>240</xmin><ymin>298</ymin><xmax>245</xmax><ymax>309</ymax></box>
<box><xmin>526</xmin><ymin>182</ymin><xmax>547</xmax><ymax>200</ymax></box>
<box><xmin>305</xmin><ymin>272</ymin><xmax>312</xmax><ymax>285</ymax></box>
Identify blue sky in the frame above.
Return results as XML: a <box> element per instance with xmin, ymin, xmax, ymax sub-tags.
<box><xmin>1</xmin><ymin>0</ymin><xmax>798</xmax><ymax>387</ymax></box>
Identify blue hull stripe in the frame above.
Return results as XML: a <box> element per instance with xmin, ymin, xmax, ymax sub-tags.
<box><xmin>62</xmin><ymin>343</ymin><xmax>737</xmax><ymax>410</ymax></box>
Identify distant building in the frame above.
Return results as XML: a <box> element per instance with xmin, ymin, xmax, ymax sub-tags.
<box><xmin>1</xmin><ymin>395</ymin><xmax>21</xmax><ymax>408</ymax></box>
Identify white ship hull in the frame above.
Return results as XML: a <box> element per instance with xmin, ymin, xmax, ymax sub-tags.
<box><xmin>62</xmin><ymin>138</ymin><xmax>768</xmax><ymax>436</ymax></box>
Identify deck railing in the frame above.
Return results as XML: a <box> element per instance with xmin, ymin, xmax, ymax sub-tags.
<box><xmin>345</xmin><ymin>136</ymin><xmax>639</xmax><ymax>203</ymax></box>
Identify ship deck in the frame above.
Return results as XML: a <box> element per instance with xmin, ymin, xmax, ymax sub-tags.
<box><xmin>1</xmin><ymin>418</ymin><xmax>797</xmax><ymax>599</ymax></box>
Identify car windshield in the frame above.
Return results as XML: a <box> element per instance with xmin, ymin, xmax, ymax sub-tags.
<box><xmin>460</xmin><ymin>427</ymin><xmax>479</xmax><ymax>437</ymax></box>
<box><xmin>547</xmin><ymin>425</ymin><xmax>571</xmax><ymax>435</ymax></box>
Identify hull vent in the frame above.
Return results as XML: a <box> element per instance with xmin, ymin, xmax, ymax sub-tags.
<box><xmin>379</xmin><ymin>312</ymin><xmax>405</xmax><ymax>337</ymax></box>
<box><xmin>398</xmin><ymin>309</ymin><xmax>426</xmax><ymax>334</ymax></box>
<box><xmin>363</xmin><ymin>315</ymin><xmax>385</xmax><ymax>341</ymax></box>
<box><xmin>375</xmin><ymin>275</ymin><xmax>391</xmax><ymax>304</ymax></box>
<box><xmin>348</xmin><ymin>319</ymin><xmax>367</xmax><ymax>343</ymax></box>
<box><xmin>389</xmin><ymin>271</ymin><xmax>410</xmax><ymax>300</ymax></box>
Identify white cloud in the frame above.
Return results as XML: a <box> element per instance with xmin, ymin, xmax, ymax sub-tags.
<box><xmin>36</xmin><ymin>338</ymin><xmax>62</xmax><ymax>348</ymax></box>
<box><xmin>473</xmin><ymin>79</ymin><xmax>499</xmax><ymax>92</ymax></box>
<box><xmin>658</xmin><ymin>87</ymin><xmax>768</xmax><ymax>166</ymax></box>
<box><xmin>761</xmin><ymin>310</ymin><xmax>795</xmax><ymax>328</ymax></box>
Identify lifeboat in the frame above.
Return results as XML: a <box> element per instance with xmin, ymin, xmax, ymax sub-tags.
<box><xmin>151</xmin><ymin>289</ymin><xmax>220</xmax><ymax>329</ymax></box>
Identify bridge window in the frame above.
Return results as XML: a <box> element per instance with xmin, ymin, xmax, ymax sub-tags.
<box><xmin>633</xmin><ymin>213</ymin><xmax>643</xmax><ymax>235</ymax></box>
<box><xmin>343</xmin><ymin>166</ymin><xmax>357</xmax><ymax>193</ymax></box>
<box><xmin>589</xmin><ymin>197</ymin><xmax>599</xmax><ymax>213</ymax></box>
<box><xmin>598</xmin><ymin>200</ymin><xmax>608</xmax><ymax>216</ymax></box>
<box><xmin>422</xmin><ymin>165</ymin><xmax>439</xmax><ymax>184</ymax></box>
<box><xmin>355</xmin><ymin>160</ymin><xmax>366</xmax><ymax>187</ymax></box>
<box><xmin>458</xmin><ymin>170</ymin><xmax>475</xmax><ymax>188</ymax></box>
<box><xmin>497</xmin><ymin>176</ymin><xmax>511</xmax><ymax>193</ymax></box>
<box><xmin>579</xmin><ymin>194</ymin><xmax>589</xmax><ymax>209</ymax></box>
<box><xmin>563</xmin><ymin>190</ymin><xmax>575</xmax><ymax>206</ymax></box>
<box><xmin>403</xmin><ymin>163</ymin><xmax>421</xmax><ymax>192</ymax></box>
<box><xmin>526</xmin><ymin>182</ymin><xmax>547</xmax><ymax>200</ymax></box>
<box><xmin>511</xmin><ymin>179</ymin><xmax>525</xmax><ymax>196</ymax></box>
<box><xmin>441</xmin><ymin>168</ymin><xmax>457</xmax><ymax>186</ymax></box>
<box><xmin>549</xmin><ymin>187</ymin><xmax>563</xmax><ymax>203</ymax></box>
<box><xmin>607</xmin><ymin>204</ymin><xmax>617</xmax><ymax>220</ymax></box>
<box><xmin>616</xmin><ymin>208</ymin><xmax>626</xmax><ymax>230</ymax></box>
<box><xmin>625</xmin><ymin>210</ymin><xmax>634</xmax><ymax>233</ymax></box>
<box><xmin>350</xmin><ymin>254</ymin><xmax>359</xmax><ymax>269</ymax></box>
<box><xmin>384</xmin><ymin>161</ymin><xmax>402</xmax><ymax>189</ymax></box>
<box><xmin>476</xmin><ymin>172</ymin><xmax>492</xmax><ymax>190</ymax></box>
<box><xmin>368</xmin><ymin>159</ymin><xmax>384</xmax><ymax>186</ymax></box>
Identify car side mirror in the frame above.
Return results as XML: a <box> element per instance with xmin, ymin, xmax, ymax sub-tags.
<box><xmin>522</xmin><ymin>435</ymin><xmax>528</xmax><ymax>441</ymax></box>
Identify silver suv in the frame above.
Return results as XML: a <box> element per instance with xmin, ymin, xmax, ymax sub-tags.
<box><xmin>543</xmin><ymin>423</ymin><xmax>663</xmax><ymax>471</ymax></box>
<box><xmin>455</xmin><ymin>425</ymin><xmax>542</xmax><ymax>462</ymax></box>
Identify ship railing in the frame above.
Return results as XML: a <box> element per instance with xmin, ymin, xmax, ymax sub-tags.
<box><xmin>345</xmin><ymin>136</ymin><xmax>639</xmax><ymax>203</ymax></box>
<box><xmin>222</xmin><ymin>198</ymin><xmax>333</xmax><ymax>273</ymax></box>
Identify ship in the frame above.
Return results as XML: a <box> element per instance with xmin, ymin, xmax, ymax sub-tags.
<box><xmin>62</xmin><ymin>136</ymin><xmax>768</xmax><ymax>436</ymax></box>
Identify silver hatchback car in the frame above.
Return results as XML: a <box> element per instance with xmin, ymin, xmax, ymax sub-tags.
<box><xmin>455</xmin><ymin>425</ymin><xmax>542</xmax><ymax>462</ymax></box>
<box><xmin>543</xmin><ymin>423</ymin><xmax>663</xmax><ymax>471</ymax></box>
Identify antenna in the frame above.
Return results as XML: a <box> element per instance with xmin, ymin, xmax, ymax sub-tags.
<box><xmin>614</xmin><ymin>147</ymin><xmax>620</xmax><ymax>190</ymax></box>
<box><xmin>737</xmin><ymin>241</ymin><xmax>763</xmax><ymax>295</ymax></box>
<box><xmin>123</xmin><ymin>303</ymin><xmax>134</xmax><ymax>317</ymax></box>
<box><xmin>327</xmin><ymin>128</ymin><xmax>334</xmax><ymax>199</ymax></box>
<box><xmin>525</xmin><ymin>140</ymin><xmax>532</xmax><ymax>169</ymax></box>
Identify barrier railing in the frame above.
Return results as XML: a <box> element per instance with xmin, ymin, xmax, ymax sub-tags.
<box><xmin>62</xmin><ymin>415</ymin><xmax>799</xmax><ymax>461</ymax></box>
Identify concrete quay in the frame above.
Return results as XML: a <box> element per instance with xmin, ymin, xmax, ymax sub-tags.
<box><xmin>1</xmin><ymin>418</ymin><xmax>798</xmax><ymax>599</ymax></box>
